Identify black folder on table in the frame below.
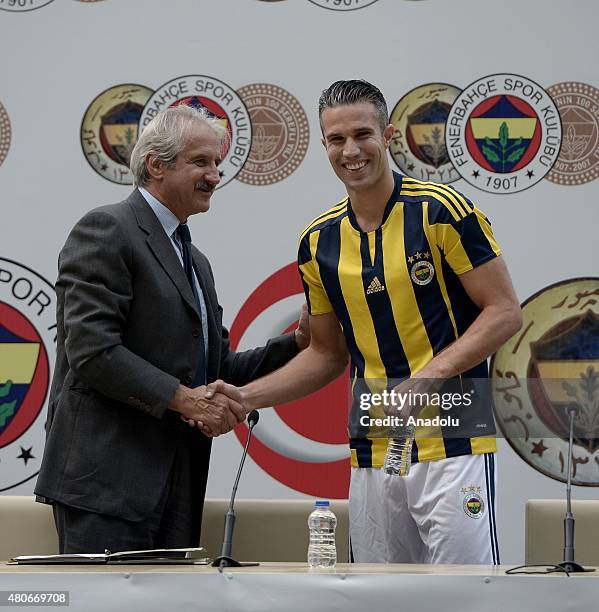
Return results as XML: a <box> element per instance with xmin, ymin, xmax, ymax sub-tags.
<box><xmin>10</xmin><ymin>547</ymin><xmax>210</xmax><ymax>565</ymax></box>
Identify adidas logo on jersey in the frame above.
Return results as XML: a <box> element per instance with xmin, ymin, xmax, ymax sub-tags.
<box><xmin>366</xmin><ymin>276</ymin><xmax>385</xmax><ymax>294</ymax></box>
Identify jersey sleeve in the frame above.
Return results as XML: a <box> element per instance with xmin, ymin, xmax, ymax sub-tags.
<box><xmin>432</xmin><ymin>190</ymin><xmax>501</xmax><ymax>275</ymax></box>
<box><xmin>297</xmin><ymin>229</ymin><xmax>333</xmax><ymax>315</ymax></box>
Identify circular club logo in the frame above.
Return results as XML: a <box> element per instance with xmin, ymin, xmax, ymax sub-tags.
<box><xmin>237</xmin><ymin>83</ymin><xmax>309</xmax><ymax>186</ymax></box>
<box><xmin>462</xmin><ymin>491</ymin><xmax>485</xmax><ymax>519</ymax></box>
<box><xmin>230</xmin><ymin>263</ymin><xmax>350</xmax><ymax>498</ymax></box>
<box><xmin>0</xmin><ymin>100</ymin><xmax>11</xmax><ymax>168</ymax></box>
<box><xmin>307</xmin><ymin>0</ymin><xmax>379</xmax><ymax>10</ymax></box>
<box><xmin>0</xmin><ymin>258</ymin><xmax>56</xmax><ymax>492</ymax></box>
<box><xmin>410</xmin><ymin>260</ymin><xmax>435</xmax><ymax>286</ymax></box>
<box><xmin>491</xmin><ymin>277</ymin><xmax>599</xmax><ymax>486</ymax></box>
<box><xmin>546</xmin><ymin>82</ymin><xmax>599</xmax><ymax>186</ymax></box>
<box><xmin>139</xmin><ymin>75</ymin><xmax>251</xmax><ymax>189</ymax></box>
<box><xmin>0</xmin><ymin>0</ymin><xmax>54</xmax><ymax>11</ymax></box>
<box><xmin>390</xmin><ymin>83</ymin><xmax>462</xmax><ymax>184</ymax></box>
<box><xmin>81</xmin><ymin>84</ymin><xmax>153</xmax><ymax>185</ymax></box>
<box><xmin>446</xmin><ymin>74</ymin><xmax>562</xmax><ymax>194</ymax></box>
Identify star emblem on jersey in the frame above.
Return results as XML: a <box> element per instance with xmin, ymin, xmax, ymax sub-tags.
<box><xmin>463</xmin><ymin>491</ymin><xmax>485</xmax><ymax>519</ymax></box>
<box><xmin>366</xmin><ymin>276</ymin><xmax>386</xmax><ymax>295</ymax></box>
<box><xmin>461</xmin><ymin>485</ymin><xmax>482</xmax><ymax>494</ymax></box>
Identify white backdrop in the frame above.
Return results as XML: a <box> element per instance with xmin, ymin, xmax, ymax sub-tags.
<box><xmin>1</xmin><ymin>0</ymin><xmax>598</xmax><ymax>564</ymax></box>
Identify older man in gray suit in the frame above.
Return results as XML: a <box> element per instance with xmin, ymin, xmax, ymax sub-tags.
<box><xmin>35</xmin><ymin>105</ymin><xmax>307</xmax><ymax>554</ymax></box>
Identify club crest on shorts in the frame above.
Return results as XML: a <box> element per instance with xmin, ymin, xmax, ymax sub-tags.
<box><xmin>491</xmin><ymin>277</ymin><xmax>599</xmax><ymax>486</ymax></box>
<box><xmin>0</xmin><ymin>0</ymin><xmax>55</xmax><ymax>11</ymax></box>
<box><xmin>236</xmin><ymin>83</ymin><xmax>309</xmax><ymax>186</ymax></box>
<box><xmin>545</xmin><ymin>82</ymin><xmax>599</xmax><ymax>186</ymax></box>
<box><xmin>139</xmin><ymin>75</ymin><xmax>252</xmax><ymax>189</ymax></box>
<box><xmin>0</xmin><ymin>258</ymin><xmax>56</xmax><ymax>492</ymax></box>
<box><xmin>446</xmin><ymin>74</ymin><xmax>562</xmax><ymax>194</ymax></box>
<box><xmin>462</xmin><ymin>489</ymin><xmax>485</xmax><ymax>519</ymax></box>
<box><xmin>81</xmin><ymin>84</ymin><xmax>153</xmax><ymax>185</ymax></box>
<box><xmin>307</xmin><ymin>0</ymin><xmax>380</xmax><ymax>10</ymax></box>
<box><xmin>0</xmin><ymin>100</ymin><xmax>11</xmax><ymax>169</ymax></box>
<box><xmin>408</xmin><ymin>251</ymin><xmax>435</xmax><ymax>286</ymax></box>
<box><xmin>390</xmin><ymin>83</ymin><xmax>462</xmax><ymax>184</ymax></box>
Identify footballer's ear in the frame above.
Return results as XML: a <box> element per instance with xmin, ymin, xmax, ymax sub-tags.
<box><xmin>383</xmin><ymin>123</ymin><xmax>395</xmax><ymax>147</ymax></box>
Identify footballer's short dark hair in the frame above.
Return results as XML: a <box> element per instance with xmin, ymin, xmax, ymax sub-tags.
<box><xmin>318</xmin><ymin>79</ymin><xmax>389</xmax><ymax>132</ymax></box>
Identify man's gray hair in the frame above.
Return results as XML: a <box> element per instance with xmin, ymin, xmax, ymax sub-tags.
<box><xmin>318</xmin><ymin>79</ymin><xmax>389</xmax><ymax>132</ymax></box>
<box><xmin>129</xmin><ymin>105</ymin><xmax>227</xmax><ymax>187</ymax></box>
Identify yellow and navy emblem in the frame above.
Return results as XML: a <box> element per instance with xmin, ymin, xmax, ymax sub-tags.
<box><xmin>445</xmin><ymin>74</ymin><xmax>562</xmax><ymax>194</ymax></box>
<box><xmin>81</xmin><ymin>84</ymin><xmax>153</xmax><ymax>185</ymax></box>
<box><xmin>491</xmin><ymin>277</ymin><xmax>599</xmax><ymax>486</ymax></box>
<box><xmin>0</xmin><ymin>258</ymin><xmax>56</xmax><ymax>492</ymax></box>
<box><xmin>390</xmin><ymin>83</ymin><xmax>462</xmax><ymax>184</ymax></box>
<box><xmin>408</xmin><ymin>251</ymin><xmax>435</xmax><ymax>286</ymax></box>
<box><xmin>463</xmin><ymin>491</ymin><xmax>485</xmax><ymax>519</ymax></box>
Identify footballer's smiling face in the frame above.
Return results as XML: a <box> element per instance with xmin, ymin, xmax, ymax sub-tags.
<box><xmin>320</xmin><ymin>102</ymin><xmax>395</xmax><ymax>195</ymax></box>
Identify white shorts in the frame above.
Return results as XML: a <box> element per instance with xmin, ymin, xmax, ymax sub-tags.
<box><xmin>348</xmin><ymin>453</ymin><xmax>499</xmax><ymax>564</ymax></box>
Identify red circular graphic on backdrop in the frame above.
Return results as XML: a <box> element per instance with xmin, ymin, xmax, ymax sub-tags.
<box><xmin>0</xmin><ymin>302</ymin><xmax>49</xmax><ymax>448</ymax></box>
<box><xmin>230</xmin><ymin>263</ymin><xmax>350</xmax><ymax>498</ymax></box>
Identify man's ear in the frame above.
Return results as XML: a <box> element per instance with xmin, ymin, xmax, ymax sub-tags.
<box><xmin>383</xmin><ymin>123</ymin><xmax>395</xmax><ymax>148</ymax></box>
<box><xmin>145</xmin><ymin>153</ymin><xmax>164</xmax><ymax>180</ymax></box>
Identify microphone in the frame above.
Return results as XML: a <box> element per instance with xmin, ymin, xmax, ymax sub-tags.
<box><xmin>247</xmin><ymin>409</ymin><xmax>260</xmax><ymax>428</ymax></box>
<box><xmin>554</xmin><ymin>402</ymin><xmax>594</xmax><ymax>574</ymax></box>
<box><xmin>211</xmin><ymin>410</ymin><xmax>260</xmax><ymax>569</ymax></box>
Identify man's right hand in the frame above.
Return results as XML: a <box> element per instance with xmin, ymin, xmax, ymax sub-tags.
<box><xmin>169</xmin><ymin>384</ymin><xmax>245</xmax><ymax>436</ymax></box>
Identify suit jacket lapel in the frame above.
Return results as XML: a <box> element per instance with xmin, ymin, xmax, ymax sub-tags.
<box><xmin>127</xmin><ymin>190</ymin><xmax>199</xmax><ymax>316</ymax></box>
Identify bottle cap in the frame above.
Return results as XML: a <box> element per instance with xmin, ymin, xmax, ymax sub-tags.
<box><xmin>315</xmin><ymin>500</ymin><xmax>330</xmax><ymax>507</ymax></box>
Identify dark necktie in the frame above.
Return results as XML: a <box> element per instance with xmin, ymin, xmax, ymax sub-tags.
<box><xmin>177</xmin><ymin>224</ymin><xmax>206</xmax><ymax>386</ymax></box>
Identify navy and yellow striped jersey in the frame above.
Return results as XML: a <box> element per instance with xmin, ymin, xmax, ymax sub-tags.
<box><xmin>298</xmin><ymin>172</ymin><xmax>498</xmax><ymax>468</ymax></box>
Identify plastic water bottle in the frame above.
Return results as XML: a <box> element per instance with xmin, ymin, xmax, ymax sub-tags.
<box><xmin>307</xmin><ymin>500</ymin><xmax>337</xmax><ymax>568</ymax></box>
<box><xmin>383</xmin><ymin>424</ymin><xmax>415</xmax><ymax>476</ymax></box>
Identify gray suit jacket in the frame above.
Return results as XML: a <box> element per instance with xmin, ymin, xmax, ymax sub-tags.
<box><xmin>35</xmin><ymin>190</ymin><xmax>297</xmax><ymax>521</ymax></box>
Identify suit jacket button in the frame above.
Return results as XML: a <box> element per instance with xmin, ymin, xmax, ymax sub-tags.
<box><xmin>184</xmin><ymin>375</ymin><xmax>192</xmax><ymax>385</ymax></box>
<box><xmin>192</xmin><ymin>328</ymin><xmax>201</xmax><ymax>338</ymax></box>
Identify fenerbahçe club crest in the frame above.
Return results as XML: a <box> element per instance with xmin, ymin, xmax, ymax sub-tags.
<box><xmin>491</xmin><ymin>278</ymin><xmax>599</xmax><ymax>486</ymax></box>
<box><xmin>138</xmin><ymin>75</ymin><xmax>252</xmax><ymax>189</ymax></box>
<box><xmin>446</xmin><ymin>74</ymin><xmax>562</xmax><ymax>194</ymax></box>
<box><xmin>390</xmin><ymin>83</ymin><xmax>462</xmax><ymax>185</ymax></box>
<box><xmin>0</xmin><ymin>259</ymin><xmax>56</xmax><ymax>492</ymax></box>
<box><xmin>81</xmin><ymin>84</ymin><xmax>153</xmax><ymax>186</ymax></box>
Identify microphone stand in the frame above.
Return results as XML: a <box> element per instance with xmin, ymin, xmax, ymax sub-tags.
<box><xmin>212</xmin><ymin>410</ymin><xmax>260</xmax><ymax>570</ymax></box>
<box><xmin>554</xmin><ymin>404</ymin><xmax>594</xmax><ymax>574</ymax></box>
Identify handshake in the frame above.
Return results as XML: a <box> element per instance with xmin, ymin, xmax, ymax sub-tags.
<box><xmin>168</xmin><ymin>304</ymin><xmax>310</xmax><ymax>437</ymax></box>
<box><xmin>169</xmin><ymin>380</ymin><xmax>247</xmax><ymax>438</ymax></box>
